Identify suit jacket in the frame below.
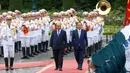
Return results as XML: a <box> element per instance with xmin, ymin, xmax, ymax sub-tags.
<box><xmin>72</xmin><ymin>29</ymin><xmax>88</xmax><ymax>50</ymax></box>
<box><xmin>50</xmin><ymin>29</ymin><xmax>67</xmax><ymax>50</ymax></box>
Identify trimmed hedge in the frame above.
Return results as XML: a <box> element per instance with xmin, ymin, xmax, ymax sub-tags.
<box><xmin>103</xmin><ymin>25</ymin><xmax>122</xmax><ymax>35</ymax></box>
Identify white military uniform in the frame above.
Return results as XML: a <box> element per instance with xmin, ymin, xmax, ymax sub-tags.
<box><xmin>19</xmin><ymin>21</ymin><xmax>30</xmax><ymax>48</ymax></box>
<box><xmin>1</xmin><ymin>23</ymin><xmax>16</xmax><ymax>58</ymax></box>
<box><xmin>0</xmin><ymin>23</ymin><xmax>2</xmax><ymax>47</ymax></box>
<box><xmin>34</xmin><ymin>19</ymin><xmax>39</xmax><ymax>46</ymax></box>
<box><xmin>29</xmin><ymin>20</ymin><xmax>36</xmax><ymax>46</ymax></box>
<box><xmin>44</xmin><ymin>22</ymin><xmax>50</xmax><ymax>42</ymax></box>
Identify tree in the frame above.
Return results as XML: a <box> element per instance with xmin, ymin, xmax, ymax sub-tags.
<box><xmin>112</xmin><ymin>0</ymin><xmax>127</xmax><ymax>10</ymax></box>
<box><xmin>0</xmin><ymin>0</ymin><xmax>9</xmax><ymax>9</ymax></box>
<box><xmin>62</xmin><ymin>0</ymin><xmax>76</xmax><ymax>10</ymax></box>
<box><xmin>9</xmin><ymin>0</ymin><xmax>23</xmax><ymax>11</ymax></box>
<box><xmin>75</xmin><ymin>0</ymin><xmax>98</xmax><ymax>11</ymax></box>
<box><xmin>37</xmin><ymin>0</ymin><xmax>52</xmax><ymax>10</ymax></box>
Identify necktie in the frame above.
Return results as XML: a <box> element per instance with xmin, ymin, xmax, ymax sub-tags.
<box><xmin>58</xmin><ymin>30</ymin><xmax>60</xmax><ymax>36</ymax></box>
<box><xmin>78</xmin><ymin>30</ymin><xmax>80</xmax><ymax>38</ymax></box>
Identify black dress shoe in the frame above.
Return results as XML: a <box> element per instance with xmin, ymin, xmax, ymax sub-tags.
<box><xmin>78</xmin><ymin>68</ymin><xmax>82</xmax><ymax>70</ymax></box>
<box><xmin>33</xmin><ymin>53</ymin><xmax>38</xmax><ymax>55</ymax></box>
<box><xmin>24</xmin><ymin>56</ymin><xmax>30</xmax><ymax>59</ymax></box>
<box><xmin>28</xmin><ymin>54</ymin><xmax>34</xmax><ymax>57</ymax></box>
<box><xmin>10</xmin><ymin>67</ymin><xmax>14</xmax><ymax>70</ymax></box>
<box><xmin>40</xmin><ymin>50</ymin><xmax>44</xmax><ymax>52</ymax></box>
<box><xmin>5</xmin><ymin>67</ymin><xmax>9</xmax><ymax>71</ymax></box>
<box><xmin>66</xmin><ymin>51</ymin><xmax>69</xmax><ymax>53</ymax></box>
<box><xmin>21</xmin><ymin>56</ymin><xmax>26</xmax><ymax>59</ymax></box>
<box><xmin>59</xmin><ymin>68</ymin><xmax>62</xmax><ymax>71</ymax></box>
<box><xmin>50</xmin><ymin>57</ymin><xmax>54</xmax><ymax>59</ymax></box>
<box><xmin>55</xmin><ymin>68</ymin><xmax>58</xmax><ymax>70</ymax></box>
<box><xmin>46</xmin><ymin>49</ymin><xmax>49</xmax><ymax>51</ymax></box>
<box><xmin>64</xmin><ymin>53</ymin><xmax>67</xmax><ymax>55</ymax></box>
<box><xmin>84</xmin><ymin>55</ymin><xmax>88</xmax><ymax>58</ymax></box>
<box><xmin>0</xmin><ymin>55</ymin><xmax>3</xmax><ymax>57</ymax></box>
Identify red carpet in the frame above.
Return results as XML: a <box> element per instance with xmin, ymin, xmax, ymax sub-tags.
<box><xmin>0</xmin><ymin>60</ymin><xmax>53</xmax><ymax>70</ymax></box>
<box><xmin>36</xmin><ymin>60</ymin><xmax>88</xmax><ymax>73</ymax></box>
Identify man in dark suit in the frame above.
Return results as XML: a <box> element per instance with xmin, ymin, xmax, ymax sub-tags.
<box><xmin>50</xmin><ymin>22</ymin><xmax>67</xmax><ymax>71</ymax></box>
<box><xmin>72</xmin><ymin>22</ymin><xmax>88</xmax><ymax>70</ymax></box>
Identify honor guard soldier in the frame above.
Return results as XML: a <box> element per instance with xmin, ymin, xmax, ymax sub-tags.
<box><xmin>2</xmin><ymin>12</ymin><xmax>8</xmax><ymax>22</ymax></box>
<box><xmin>1</xmin><ymin>15</ymin><xmax>17</xmax><ymax>71</ymax></box>
<box><xmin>44</xmin><ymin>10</ymin><xmax>50</xmax><ymax>52</ymax></box>
<box><xmin>20</xmin><ymin>14</ymin><xmax>30</xmax><ymax>59</ymax></box>
<box><xmin>33</xmin><ymin>13</ymin><xmax>42</xmax><ymax>54</ymax></box>
<box><xmin>15</xmin><ymin>10</ymin><xmax>22</xmax><ymax>51</ymax></box>
<box><xmin>82</xmin><ymin>12</ymin><xmax>91</xmax><ymax>58</ymax></box>
<box><xmin>27</xmin><ymin>13</ymin><xmax>35</xmax><ymax>57</ymax></box>
<box><xmin>0</xmin><ymin>15</ymin><xmax>3</xmax><ymax>57</ymax></box>
<box><xmin>29</xmin><ymin>15</ymin><xmax>37</xmax><ymax>56</ymax></box>
<box><xmin>40</xmin><ymin>9</ymin><xmax>47</xmax><ymax>52</ymax></box>
<box><xmin>10</xmin><ymin>12</ymin><xmax>19</xmax><ymax>53</ymax></box>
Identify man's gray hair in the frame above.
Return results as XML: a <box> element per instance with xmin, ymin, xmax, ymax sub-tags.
<box><xmin>56</xmin><ymin>21</ymin><xmax>61</xmax><ymax>26</ymax></box>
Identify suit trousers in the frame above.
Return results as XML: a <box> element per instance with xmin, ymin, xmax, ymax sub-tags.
<box><xmin>74</xmin><ymin>46</ymin><xmax>85</xmax><ymax>68</ymax></box>
<box><xmin>53</xmin><ymin>49</ymin><xmax>64</xmax><ymax>68</ymax></box>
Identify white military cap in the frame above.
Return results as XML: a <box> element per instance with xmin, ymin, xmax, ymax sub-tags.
<box><xmin>53</xmin><ymin>12</ymin><xmax>59</xmax><ymax>17</ymax></box>
<box><xmin>83</xmin><ymin>12</ymin><xmax>89</xmax><ymax>17</ymax></box>
<box><xmin>7</xmin><ymin>11</ymin><xmax>13</xmax><ymax>15</ymax></box>
<box><xmin>21</xmin><ymin>13</ymin><xmax>28</xmax><ymax>18</ymax></box>
<box><xmin>2</xmin><ymin>12</ymin><xmax>7</xmax><ymax>17</ymax></box>
<box><xmin>5</xmin><ymin>15</ymin><xmax>12</xmax><ymax>20</ymax></box>
<box><xmin>70</xmin><ymin>8</ymin><xmax>76</xmax><ymax>14</ymax></box>
<box><xmin>15</xmin><ymin>10</ymin><xmax>21</xmax><ymax>14</ymax></box>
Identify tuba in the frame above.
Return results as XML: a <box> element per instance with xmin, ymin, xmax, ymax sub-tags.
<box><xmin>96</xmin><ymin>0</ymin><xmax>111</xmax><ymax>15</ymax></box>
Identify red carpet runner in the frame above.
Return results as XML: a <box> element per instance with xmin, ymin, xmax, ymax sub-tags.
<box><xmin>0</xmin><ymin>60</ymin><xmax>53</xmax><ymax>70</ymax></box>
<box><xmin>36</xmin><ymin>60</ymin><xmax>88</xmax><ymax>73</ymax></box>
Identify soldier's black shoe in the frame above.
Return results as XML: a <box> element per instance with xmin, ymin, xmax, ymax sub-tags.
<box><xmin>10</xmin><ymin>66</ymin><xmax>14</xmax><ymax>70</ymax></box>
<box><xmin>43</xmin><ymin>50</ymin><xmax>46</xmax><ymax>52</ymax></box>
<box><xmin>21</xmin><ymin>56</ymin><xmax>26</xmax><ymax>59</ymax></box>
<box><xmin>0</xmin><ymin>54</ymin><xmax>3</xmax><ymax>57</ymax></box>
<box><xmin>66</xmin><ymin>51</ymin><xmax>70</xmax><ymax>53</ymax></box>
<box><xmin>50</xmin><ymin>57</ymin><xmax>54</xmax><ymax>59</ymax></box>
<box><xmin>64</xmin><ymin>53</ymin><xmax>67</xmax><ymax>55</ymax></box>
<box><xmin>4</xmin><ymin>58</ymin><xmax>9</xmax><ymax>71</ymax></box>
<box><xmin>5</xmin><ymin>67</ymin><xmax>9</xmax><ymax>71</ymax></box>
<box><xmin>40</xmin><ymin>50</ymin><xmax>44</xmax><ymax>52</ymax></box>
<box><xmin>24</xmin><ymin>56</ymin><xmax>30</xmax><ymax>59</ymax></box>
<box><xmin>28</xmin><ymin>54</ymin><xmax>34</xmax><ymax>57</ymax></box>
<box><xmin>46</xmin><ymin>49</ymin><xmax>49</xmax><ymax>51</ymax></box>
<box><xmin>33</xmin><ymin>53</ymin><xmax>38</xmax><ymax>55</ymax></box>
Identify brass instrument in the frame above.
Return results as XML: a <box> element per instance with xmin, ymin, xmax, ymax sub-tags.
<box><xmin>96</xmin><ymin>0</ymin><xmax>111</xmax><ymax>15</ymax></box>
<box><xmin>11</xmin><ymin>27</ymin><xmax>17</xmax><ymax>35</ymax></box>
